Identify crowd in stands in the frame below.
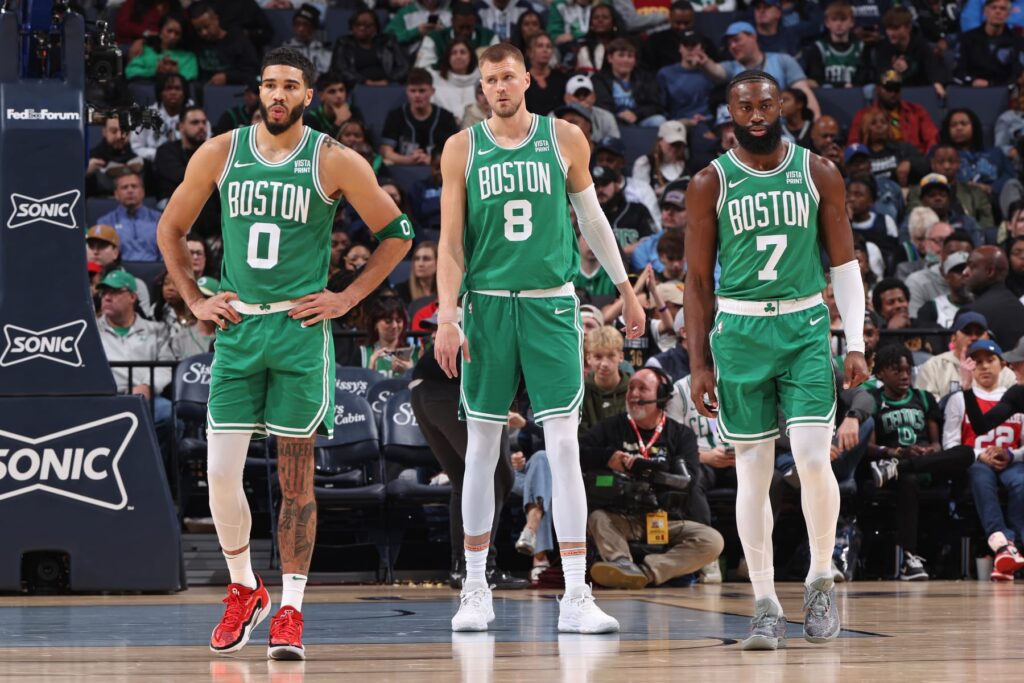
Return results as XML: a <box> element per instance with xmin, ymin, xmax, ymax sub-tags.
<box><xmin>78</xmin><ymin>0</ymin><xmax>1024</xmax><ymax>584</ymax></box>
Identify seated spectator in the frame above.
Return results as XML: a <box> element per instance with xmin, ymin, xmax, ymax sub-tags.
<box><xmin>304</xmin><ymin>73</ymin><xmax>362</xmax><ymax>137</ymax></box>
<box><xmin>187</xmin><ymin>233</ymin><xmax>213</xmax><ymax>278</ymax></box>
<box><xmin>632</xmin><ymin>121</ymin><xmax>691</xmax><ymax>200</ymax></box>
<box><xmin>360</xmin><ymin>296</ymin><xmax>420</xmax><ymax>377</ymax></box>
<box><xmin>330</xmin><ymin>225</ymin><xmax>350</xmax><ymax>277</ymax></box>
<box><xmin>581</xmin><ymin>326</ymin><xmax>630</xmax><ymax>434</ymax></box>
<box><xmin>575</xmin><ymin>4</ymin><xmax>622</xmax><ymax>72</ymax></box>
<box><xmin>1008</xmin><ymin>235</ymin><xmax>1024</xmax><ymax>299</ymax></box>
<box><xmin>416</xmin><ymin>4</ymin><xmax>497</xmax><ymax>70</ymax></box>
<box><xmin>476</xmin><ymin>0</ymin><xmax>534</xmax><ymax>42</ymax></box>
<box><xmin>97</xmin><ymin>173</ymin><xmax>163</xmax><ymax>262</ymax></box>
<box><xmin>915</xmin><ymin>311</ymin><xmax>1015</xmax><ymax>399</ymax></box>
<box><xmin>656</xmin><ymin>29</ymin><xmax>718</xmax><ymax>123</ymax></box>
<box><xmin>554</xmin><ymin>102</ymin><xmax>594</xmax><ymax>142</ymax></box>
<box><xmin>855</xmin><ymin>105</ymin><xmax>926</xmax><ymax>187</ymax></box>
<box><xmin>524</xmin><ymin>33</ymin><xmax>570</xmax><ymax>116</ymax></box>
<box><xmin>213</xmin><ymin>80</ymin><xmax>259</xmax><ymax>135</ymax></box>
<box><xmin>909</xmin><ymin>173</ymin><xmax>986</xmax><ymax>246</ymax></box>
<box><xmin>846</xmin><ymin>174</ymin><xmax>900</xmax><ymax>274</ymax></box>
<box><xmin>342</xmin><ymin>243</ymin><xmax>372</xmax><ymax>272</ymax></box>
<box><xmin>843</xmin><ymin>143</ymin><xmax>907</xmax><ymax>220</ymax></box>
<box><xmin>281</xmin><ymin>4</ymin><xmax>331</xmax><ymax>79</ymax></box>
<box><xmin>649</xmin><ymin>280</ymin><xmax>683</xmax><ymax>352</ymax></box>
<box><xmin>582</xmin><ymin>369</ymin><xmax>723</xmax><ymax>588</ymax></box>
<box><xmin>996</xmin><ymin>78</ymin><xmax>1024</xmax><ymax>160</ymax></box>
<box><xmin>961</xmin><ymin>0</ymin><xmax>1024</xmax><ymax>34</ymax></box>
<box><xmin>872</xmin><ymin>276</ymin><xmax>914</xmax><ymax>332</ymax></box>
<box><xmin>963</xmin><ymin>246</ymin><xmax>1024</xmax><ymax>349</ymax></box>
<box><xmin>646</xmin><ymin>307</ymin><xmax>689</xmax><ymax>382</ymax></box>
<box><xmin>956</xmin><ymin>0</ymin><xmax>1024</xmax><ymax>87</ymax></box>
<box><xmin>781</xmin><ymin>87</ymin><xmax>814</xmax><ymax>148</ymax></box>
<box><xmin>592</xmin><ymin>165</ymin><xmax>657</xmax><ymax>257</ymax></box>
<box><xmin>811</xmin><ymin>114</ymin><xmax>842</xmax><ymax>161</ymax></box>
<box><xmin>632</xmin><ymin>179</ymin><xmax>687</xmax><ymax>274</ymax></box>
<box><xmin>547</xmin><ymin>0</ymin><xmax>593</xmax><ymax>47</ymax></box>
<box><xmin>96</xmin><ymin>271</ymin><xmax>173</xmax><ymax>425</ymax></box>
<box><xmin>87</xmin><ymin>116</ymin><xmax>144</xmax><ymax>197</ymax></box>
<box><xmin>909</xmin><ymin>227</ymin><xmax>972</xmax><ymax>319</ymax></box>
<box><xmin>125</xmin><ymin>14</ymin><xmax>198</xmax><ymax>82</ymax></box>
<box><xmin>115</xmin><ymin>0</ymin><xmax>177</xmax><ymax>44</ymax></box>
<box><xmin>380</xmin><ymin>69</ymin><xmax>459</xmax><ymax>166</ymax></box>
<box><xmin>208</xmin><ymin>0</ymin><xmax>274</xmax><ymax>54</ymax></box>
<box><xmin>895</xmin><ymin>207</ymin><xmax>943</xmax><ymax>279</ymax></box>
<box><xmin>385</xmin><ymin>0</ymin><xmax>452</xmax><ymax>57</ymax></box>
<box><xmin>998</xmin><ymin>199</ymin><xmax>1024</xmax><ymax>245</ymax></box>
<box><xmin>152</xmin><ymin>270</ymin><xmax>194</xmax><ymax>332</ymax></box>
<box><xmin>331</xmin><ymin>10</ymin><xmax>409</xmax><ymax>87</ymax></box>
<box><xmin>407</xmin><ymin>152</ymin><xmax>442</xmax><ymax>229</ymax></box>
<box><xmin>853</xmin><ymin>234</ymin><xmax>879</xmax><ymax>293</ymax></box>
<box><xmin>594</xmin><ymin>38</ymin><xmax>665</xmax><ymax>129</ymax></box>
<box><xmin>594</xmin><ymin>137</ymin><xmax>659</xmax><ymax>222</ymax></box>
<box><xmin>154</xmin><ymin>105</ymin><xmax>207</xmax><ymax>198</ymax></box>
<box><xmin>188</xmin><ymin>2</ymin><xmax>259</xmax><ymax>85</ymax></box>
<box><xmin>754</xmin><ymin>0</ymin><xmax>800</xmax><ymax>55</ymax></box>
<box><xmin>337</xmin><ymin>120</ymin><xmax>386</xmax><ymax>178</ymax></box>
<box><xmin>396</xmin><ymin>241</ymin><xmax>438</xmax><ymax>306</ymax></box>
<box><xmin>644</xmin><ymin>2</ymin><xmax>719</xmax><ymax>73</ymax></box>
<box><xmin>857</xmin><ymin>5</ymin><xmax>948</xmax><ymax>96</ymax></box>
<box><xmin>511</xmin><ymin>9</ymin><xmax>544</xmax><ymax>52</ymax></box>
<box><xmin>131</xmin><ymin>73</ymin><xmax>192</xmax><ymax>163</ymax></box>
<box><xmin>913</xmin><ymin>146</ymin><xmax>996</xmax><ymax>232</ymax></box>
<box><xmin>867</xmin><ymin>344</ymin><xmax>974</xmax><ymax>581</ymax></box>
<box><xmin>574</xmin><ymin>232</ymin><xmax>621</xmax><ymax>299</ymax></box>
<box><xmin>804</xmin><ymin>0</ymin><xmax>864</xmax><ymax>88</ymax></box>
<box><xmin>565</xmin><ymin>74</ymin><xmax>620</xmax><ymax>140</ymax></box>
<box><xmin>430</xmin><ymin>38</ymin><xmax>481</xmax><ymax>125</ymax></box>
<box><xmin>915</xmin><ymin>0</ymin><xmax>960</xmax><ymax>54</ymax></box>
<box><xmin>157</xmin><ymin>272</ymin><xmax>219</xmax><ymax>359</ymax></box>
<box><xmin>510</xmin><ymin>447</ymin><xmax>556</xmax><ymax>586</ymax></box>
<box><xmin>850</xmin><ymin>71</ymin><xmax>939</xmax><ymax>157</ymax></box>
<box><xmin>941</xmin><ymin>108</ymin><xmax>1017</xmax><ymax>201</ymax></box>
<box><xmin>86</xmin><ymin>224</ymin><xmax>153</xmax><ymax>315</ymax></box>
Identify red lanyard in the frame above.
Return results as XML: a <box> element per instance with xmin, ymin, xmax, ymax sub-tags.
<box><xmin>628</xmin><ymin>413</ymin><xmax>666</xmax><ymax>459</ymax></box>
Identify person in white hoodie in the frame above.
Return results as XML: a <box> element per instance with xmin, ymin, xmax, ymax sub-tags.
<box><xmin>430</xmin><ymin>38</ymin><xmax>481</xmax><ymax>125</ymax></box>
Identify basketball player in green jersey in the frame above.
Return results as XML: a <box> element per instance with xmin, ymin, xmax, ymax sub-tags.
<box><xmin>434</xmin><ymin>43</ymin><xmax>645</xmax><ymax>634</ymax></box>
<box><xmin>685</xmin><ymin>71</ymin><xmax>870</xmax><ymax>651</ymax></box>
<box><xmin>156</xmin><ymin>48</ymin><xmax>412</xmax><ymax>660</ymax></box>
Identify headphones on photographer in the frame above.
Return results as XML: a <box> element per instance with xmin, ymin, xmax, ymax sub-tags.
<box><xmin>645</xmin><ymin>366</ymin><xmax>674</xmax><ymax>408</ymax></box>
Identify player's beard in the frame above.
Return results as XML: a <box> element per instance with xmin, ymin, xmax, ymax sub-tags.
<box><xmin>260</xmin><ymin>101</ymin><xmax>306</xmax><ymax>135</ymax></box>
<box><xmin>492</xmin><ymin>94</ymin><xmax>522</xmax><ymax>119</ymax></box>
<box><xmin>734</xmin><ymin>117</ymin><xmax>784</xmax><ymax>155</ymax></box>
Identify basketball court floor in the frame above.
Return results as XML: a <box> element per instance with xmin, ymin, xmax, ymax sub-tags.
<box><xmin>0</xmin><ymin>580</ymin><xmax>1016</xmax><ymax>681</ymax></box>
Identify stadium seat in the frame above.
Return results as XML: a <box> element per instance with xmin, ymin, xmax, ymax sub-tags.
<box><xmin>313</xmin><ymin>391</ymin><xmax>385</xmax><ymax>507</ymax></box>
<box><xmin>620</xmin><ymin>125</ymin><xmax>658</xmax><ymax>167</ymax></box>
<box><xmin>946</xmin><ymin>86</ymin><xmax>1008</xmax><ymax>148</ymax></box>
<box><xmin>324</xmin><ymin>8</ymin><xmax>354</xmax><ymax>43</ymax></box>
<box><xmin>813</xmin><ymin>87</ymin><xmax>867</xmax><ymax>133</ymax></box>
<box><xmin>352</xmin><ymin>84</ymin><xmax>405</xmax><ymax>143</ymax></box>
<box><xmin>366</xmin><ymin>377</ymin><xmax>409</xmax><ymax>429</ymax></box>
<box><xmin>202</xmin><ymin>84</ymin><xmax>247</xmax><ymax>128</ymax></box>
<box><xmin>901</xmin><ymin>86</ymin><xmax>944</xmax><ymax>134</ymax></box>
<box><xmin>382</xmin><ymin>388</ymin><xmax>449</xmax><ymax>504</ymax></box>
<box><xmin>86</xmin><ymin>197</ymin><xmax>118</xmax><ymax>224</ymax></box>
<box><xmin>129</xmin><ymin>80</ymin><xmax>156</xmax><ymax>108</ymax></box>
<box><xmin>388</xmin><ymin>259</ymin><xmax>412</xmax><ymax>287</ymax></box>
<box><xmin>335</xmin><ymin>365</ymin><xmax>384</xmax><ymax>397</ymax></box>
<box><xmin>388</xmin><ymin>165</ymin><xmax>431</xmax><ymax>194</ymax></box>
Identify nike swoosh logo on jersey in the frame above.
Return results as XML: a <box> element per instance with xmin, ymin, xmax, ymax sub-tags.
<box><xmin>809</xmin><ymin>315</ymin><xmax>825</xmax><ymax>326</ymax></box>
<box><xmin>728</xmin><ymin>178</ymin><xmax>748</xmax><ymax>189</ymax></box>
<box><xmin>234</xmin><ymin>161</ymin><xmax>257</xmax><ymax>168</ymax></box>
<box><xmin>477</xmin><ymin>148</ymin><xmax>496</xmax><ymax>156</ymax></box>
<box><xmin>554</xmin><ymin>307</ymin><xmax>572</xmax><ymax>315</ymax></box>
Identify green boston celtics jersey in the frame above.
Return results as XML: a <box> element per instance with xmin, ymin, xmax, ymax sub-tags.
<box><xmin>712</xmin><ymin>142</ymin><xmax>826</xmax><ymax>301</ymax></box>
<box><xmin>218</xmin><ymin>125</ymin><xmax>338</xmax><ymax>303</ymax></box>
<box><xmin>463</xmin><ymin>114</ymin><xmax>579</xmax><ymax>291</ymax></box>
<box><xmin>813</xmin><ymin>39</ymin><xmax>863</xmax><ymax>87</ymax></box>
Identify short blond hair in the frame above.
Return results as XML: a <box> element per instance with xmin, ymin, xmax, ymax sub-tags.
<box><xmin>907</xmin><ymin>206</ymin><xmax>940</xmax><ymax>241</ymax></box>
<box><xmin>585</xmin><ymin>325</ymin><xmax>624</xmax><ymax>355</ymax></box>
<box><xmin>479</xmin><ymin>42</ymin><xmax>526</xmax><ymax>69</ymax></box>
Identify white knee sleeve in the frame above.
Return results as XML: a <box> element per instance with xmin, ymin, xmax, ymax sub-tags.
<box><xmin>542</xmin><ymin>411</ymin><xmax>588</xmax><ymax>544</ymax></box>
<box><xmin>207</xmin><ymin>432</ymin><xmax>253</xmax><ymax>551</ymax></box>
<box><xmin>789</xmin><ymin>424</ymin><xmax>840</xmax><ymax>582</ymax></box>
<box><xmin>735</xmin><ymin>440</ymin><xmax>777</xmax><ymax>597</ymax></box>
<box><xmin>462</xmin><ymin>419</ymin><xmax>504</xmax><ymax>537</ymax></box>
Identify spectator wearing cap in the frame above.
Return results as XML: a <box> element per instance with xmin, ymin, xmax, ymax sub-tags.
<box><xmin>804</xmin><ymin>0</ymin><xmax>865</xmax><ymax>88</ymax></box>
<box><xmin>554</xmin><ymin>102</ymin><xmax>594</xmax><ymax>140</ymax></box>
<box><xmin>846</xmin><ymin>173</ymin><xmax>901</xmax><ymax>273</ymax></box>
<box><xmin>96</xmin><ymin>270</ymin><xmax>174</xmax><ymax>406</ymax></box>
<box><xmin>385</xmin><ymin>0</ymin><xmax>452</xmax><ymax>55</ymax></box>
<box><xmin>910</xmin><ymin>173</ymin><xmax>986</xmax><ymax>246</ymax></box>
<box><xmin>908</xmin><ymin>145</ymin><xmax>995</xmax><ymax>233</ymax></box>
<box><xmin>963</xmin><ymin>245</ymin><xmax>1024</xmax><ymax>349</ymax></box>
<box><xmin>416</xmin><ymin>4</ymin><xmax>498</xmax><ymax>70</ymax></box>
<box><xmin>124</xmin><ymin>15</ymin><xmax>199</xmax><ymax>82</ymax></box>
<box><xmin>129</xmin><ymin>73</ymin><xmax>193</xmax><ymax>163</ymax></box>
<box><xmin>849</xmin><ymin>71</ymin><xmax>939</xmax><ymax>156</ymax></box>
<box><xmin>380</xmin><ymin>68</ymin><xmax>460</xmax><ymax>165</ymax></box>
<box><xmin>564</xmin><ymin>73</ymin><xmax>620</xmax><ymax>140</ymax></box>
<box><xmin>97</xmin><ymin>173</ymin><xmax>163</xmax><ymax>262</ymax></box>
<box><xmin>85</xmin><ymin>224</ymin><xmax>154</xmax><ymax>316</ymax></box>
<box><xmin>331</xmin><ymin>10</ymin><xmax>409</xmax><ymax>88</ymax></box>
<box><xmin>656</xmin><ymin>28</ymin><xmax>718</xmax><ymax>121</ymax></box>
<box><xmin>713</xmin><ymin>104</ymin><xmax>737</xmax><ymax>153</ymax></box>
<box><xmin>574</xmin><ymin>232</ymin><xmax>621</xmax><ymax>299</ymax></box>
<box><xmin>212</xmin><ymin>79</ymin><xmax>260</xmax><ymax>135</ymax></box>
<box><xmin>169</xmin><ymin>276</ymin><xmax>219</xmax><ymax>360</ymax></box>
<box><xmin>593</xmin><ymin>38</ymin><xmax>666</xmax><ymax>128</ymax></box>
<box><xmin>305</xmin><ymin>73</ymin><xmax>363</xmax><ymax>137</ymax></box>
<box><xmin>632</xmin><ymin>121</ymin><xmax>691</xmax><ymax>201</ymax></box>
<box><xmin>753</xmin><ymin>0</ymin><xmax>800</xmax><ymax>55</ymax></box>
<box><xmin>916</xmin><ymin>312</ymin><xmax>1016</xmax><ymax>400</ymax></box>
<box><xmin>646</xmin><ymin>305</ymin><xmax>689</xmax><ymax>382</ymax></box>
<box><xmin>188</xmin><ymin>2</ymin><xmax>260</xmax><ymax>86</ymax></box>
<box><xmin>429</xmin><ymin>38</ymin><xmax>481</xmax><ymax>125</ymax></box>
<box><xmin>594</xmin><ymin>136</ymin><xmax>660</xmax><ymax>225</ymax></box>
<box><xmin>645</xmin><ymin>2</ymin><xmax>716</xmax><ymax>71</ymax></box>
<box><xmin>592</xmin><ymin>165</ymin><xmax>657</xmax><ymax>257</ymax></box>
<box><xmin>896</xmin><ymin>214</ymin><xmax>948</xmax><ymax>279</ymax></box>
<box><xmin>916</xmin><ymin>247</ymin><xmax>976</xmax><ymax>330</ymax></box>
<box><xmin>857</xmin><ymin>5</ymin><xmax>948</xmax><ymax>96</ymax></box>
<box><xmin>475</xmin><ymin>0</ymin><xmax>534</xmax><ymax>42</ymax></box>
<box><xmin>843</xmin><ymin>143</ymin><xmax>906</xmax><ymax>222</ymax></box>
<box><xmin>907</xmin><ymin>228</ymin><xmax>973</xmax><ymax>317</ymax></box>
<box><xmin>281</xmin><ymin>4</ymin><xmax>332</xmax><ymax>79</ymax></box>
<box><xmin>962</xmin><ymin>0</ymin><xmax>1024</xmax><ymax>33</ymax></box>
<box><xmin>524</xmin><ymin>33</ymin><xmax>570</xmax><ymax>116</ymax></box>
<box><xmin>955</xmin><ymin>0</ymin><xmax>1024</xmax><ymax>87</ymax></box>
<box><xmin>547</xmin><ymin>0</ymin><xmax>594</xmax><ymax>46</ymax></box>
<box><xmin>87</xmin><ymin>116</ymin><xmax>144</xmax><ymax>197</ymax></box>
<box><xmin>632</xmin><ymin>179</ymin><xmax>687</xmax><ymax>273</ymax></box>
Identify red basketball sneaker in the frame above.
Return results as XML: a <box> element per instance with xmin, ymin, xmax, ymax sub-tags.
<box><xmin>994</xmin><ymin>543</ymin><xmax>1024</xmax><ymax>575</ymax></box>
<box><xmin>209</xmin><ymin>575</ymin><xmax>272</xmax><ymax>654</ymax></box>
<box><xmin>268</xmin><ymin>606</ymin><xmax>305</xmax><ymax>660</ymax></box>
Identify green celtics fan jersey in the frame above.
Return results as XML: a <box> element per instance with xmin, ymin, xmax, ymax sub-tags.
<box><xmin>463</xmin><ymin>114</ymin><xmax>578</xmax><ymax>290</ymax></box>
<box><xmin>217</xmin><ymin>125</ymin><xmax>337</xmax><ymax>303</ymax></box>
<box><xmin>712</xmin><ymin>142</ymin><xmax>825</xmax><ymax>301</ymax></box>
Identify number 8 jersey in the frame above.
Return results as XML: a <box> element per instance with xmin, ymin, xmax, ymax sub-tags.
<box><xmin>712</xmin><ymin>142</ymin><xmax>826</xmax><ymax>301</ymax></box>
<box><xmin>217</xmin><ymin>125</ymin><xmax>338</xmax><ymax>303</ymax></box>
<box><xmin>463</xmin><ymin>114</ymin><xmax>579</xmax><ymax>291</ymax></box>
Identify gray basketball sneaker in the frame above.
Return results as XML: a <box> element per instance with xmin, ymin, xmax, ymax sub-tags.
<box><xmin>803</xmin><ymin>577</ymin><xmax>840</xmax><ymax>643</ymax></box>
<box><xmin>741</xmin><ymin>599</ymin><xmax>787</xmax><ymax>651</ymax></box>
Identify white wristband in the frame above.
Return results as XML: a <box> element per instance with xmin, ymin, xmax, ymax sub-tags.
<box><xmin>831</xmin><ymin>259</ymin><xmax>865</xmax><ymax>354</ymax></box>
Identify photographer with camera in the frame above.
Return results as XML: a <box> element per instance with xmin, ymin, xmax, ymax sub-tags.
<box><xmin>581</xmin><ymin>368</ymin><xmax>723</xmax><ymax>589</ymax></box>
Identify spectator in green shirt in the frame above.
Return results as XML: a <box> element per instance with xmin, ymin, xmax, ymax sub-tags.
<box><xmin>125</xmin><ymin>15</ymin><xmax>199</xmax><ymax>82</ymax></box>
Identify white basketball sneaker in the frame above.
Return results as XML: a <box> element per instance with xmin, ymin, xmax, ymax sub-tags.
<box><xmin>557</xmin><ymin>585</ymin><xmax>619</xmax><ymax>634</ymax></box>
<box><xmin>451</xmin><ymin>580</ymin><xmax>495</xmax><ymax>632</ymax></box>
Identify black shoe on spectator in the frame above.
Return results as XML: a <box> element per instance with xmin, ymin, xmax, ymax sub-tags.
<box><xmin>899</xmin><ymin>552</ymin><xmax>928</xmax><ymax>581</ymax></box>
<box><xmin>486</xmin><ymin>568</ymin><xmax>529</xmax><ymax>590</ymax></box>
<box><xmin>449</xmin><ymin>567</ymin><xmax>466</xmax><ymax>590</ymax></box>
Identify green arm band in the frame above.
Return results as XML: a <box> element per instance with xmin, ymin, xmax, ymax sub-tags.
<box><xmin>375</xmin><ymin>213</ymin><xmax>415</xmax><ymax>241</ymax></box>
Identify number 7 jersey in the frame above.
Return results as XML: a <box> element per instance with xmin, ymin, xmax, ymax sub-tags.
<box><xmin>217</xmin><ymin>125</ymin><xmax>338</xmax><ymax>303</ymax></box>
<box><xmin>711</xmin><ymin>142</ymin><xmax>826</xmax><ymax>301</ymax></box>
<box><xmin>463</xmin><ymin>114</ymin><xmax>579</xmax><ymax>290</ymax></box>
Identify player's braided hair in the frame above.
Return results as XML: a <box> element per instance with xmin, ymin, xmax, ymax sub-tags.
<box><xmin>726</xmin><ymin>70</ymin><xmax>781</xmax><ymax>102</ymax></box>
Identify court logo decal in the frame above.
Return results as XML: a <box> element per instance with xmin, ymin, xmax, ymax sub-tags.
<box><xmin>7</xmin><ymin>190</ymin><xmax>81</xmax><ymax>229</ymax></box>
<box><xmin>0</xmin><ymin>412</ymin><xmax>136</xmax><ymax>510</ymax></box>
<box><xmin>0</xmin><ymin>320</ymin><xmax>87</xmax><ymax>368</ymax></box>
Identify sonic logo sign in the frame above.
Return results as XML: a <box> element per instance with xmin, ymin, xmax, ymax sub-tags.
<box><xmin>0</xmin><ymin>320</ymin><xmax>87</xmax><ymax>367</ymax></box>
<box><xmin>0</xmin><ymin>412</ymin><xmax>137</xmax><ymax>510</ymax></box>
<box><xmin>7</xmin><ymin>190</ymin><xmax>81</xmax><ymax>229</ymax></box>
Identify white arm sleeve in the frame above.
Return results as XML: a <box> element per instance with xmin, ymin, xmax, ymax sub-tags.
<box><xmin>831</xmin><ymin>259</ymin><xmax>865</xmax><ymax>354</ymax></box>
<box><xmin>569</xmin><ymin>184</ymin><xmax>629</xmax><ymax>285</ymax></box>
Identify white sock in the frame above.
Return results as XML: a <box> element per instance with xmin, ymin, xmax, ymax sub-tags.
<box><xmin>224</xmin><ymin>546</ymin><xmax>257</xmax><ymax>589</ymax></box>
<box><xmin>789</xmin><ymin>424</ymin><xmax>841</xmax><ymax>585</ymax></box>
<box><xmin>465</xmin><ymin>546</ymin><xmax>488</xmax><ymax>586</ymax></box>
<box><xmin>281</xmin><ymin>573</ymin><xmax>307</xmax><ymax>611</ymax></box>
<box><xmin>561</xmin><ymin>548</ymin><xmax>587</xmax><ymax>593</ymax></box>
<box><xmin>735</xmin><ymin>440</ymin><xmax>781</xmax><ymax>611</ymax></box>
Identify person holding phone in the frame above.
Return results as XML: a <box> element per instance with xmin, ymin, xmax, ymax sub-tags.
<box><xmin>360</xmin><ymin>296</ymin><xmax>421</xmax><ymax>377</ymax></box>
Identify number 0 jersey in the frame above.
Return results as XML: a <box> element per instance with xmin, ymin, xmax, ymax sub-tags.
<box><xmin>463</xmin><ymin>114</ymin><xmax>579</xmax><ymax>291</ymax></box>
<box><xmin>217</xmin><ymin>125</ymin><xmax>338</xmax><ymax>303</ymax></box>
<box><xmin>712</xmin><ymin>142</ymin><xmax>826</xmax><ymax>301</ymax></box>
